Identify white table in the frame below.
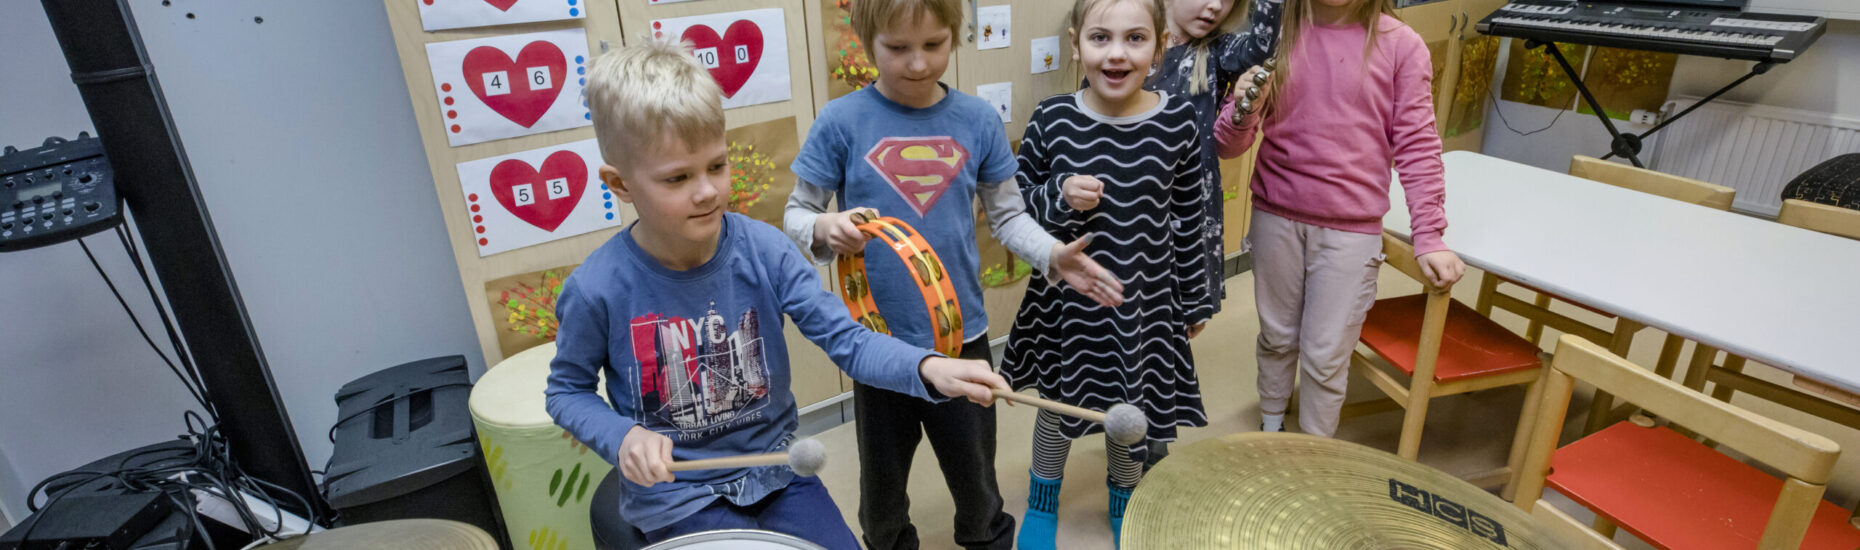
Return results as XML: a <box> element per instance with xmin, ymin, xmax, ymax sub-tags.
<box><xmin>1385</xmin><ymin>151</ymin><xmax>1860</xmax><ymax>396</ymax></box>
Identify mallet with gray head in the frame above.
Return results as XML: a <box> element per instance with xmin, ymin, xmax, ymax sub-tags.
<box><xmin>991</xmin><ymin>389</ymin><xmax>1148</xmax><ymax>446</ymax></box>
<box><xmin>666</xmin><ymin>438</ymin><xmax>828</xmax><ymax>477</ymax></box>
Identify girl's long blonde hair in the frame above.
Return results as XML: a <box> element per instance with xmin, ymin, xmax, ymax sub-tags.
<box><xmin>1257</xmin><ymin>0</ymin><xmax>1398</xmax><ymax>121</ymax></box>
<box><xmin>1182</xmin><ymin>0</ymin><xmax>1254</xmax><ymax>95</ymax></box>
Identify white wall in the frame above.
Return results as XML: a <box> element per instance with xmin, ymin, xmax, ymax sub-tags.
<box><xmin>1480</xmin><ymin>19</ymin><xmax>1860</xmax><ymax>172</ymax></box>
<box><xmin>0</xmin><ymin>0</ymin><xmax>484</xmax><ymax>520</ymax></box>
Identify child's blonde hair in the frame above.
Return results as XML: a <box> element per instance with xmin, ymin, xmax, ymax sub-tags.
<box><xmin>583</xmin><ymin>40</ymin><xmax>726</xmax><ymax>170</ymax></box>
<box><xmin>1259</xmin><ymin>0</ymin><xmax>1397</xmax><ymax>121</ymax></box>
<box><xmin>1067</xmin><ymin>0</ymin><xmax>1169</xmax><ymax>56</ymax></box>
<box><xmin>851</xmin><ymin>0</ymin><xmax>964</xmax><ymax>58</ymax></box>
<box><xmin>1180</xmin><ymin>0</ymin><xmax>1254</xmax><ymax>95</ymax></box>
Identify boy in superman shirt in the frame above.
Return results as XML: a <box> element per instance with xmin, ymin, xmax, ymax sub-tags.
<box><xmin>546</xmin><ymin>40</ymin><xmax>1011</xmax><ymax>549</ymax></box>
<box><xmin>782</xmin><ymin>1</ymin><xmax>1124</xmax><ymax>548</ymax></box>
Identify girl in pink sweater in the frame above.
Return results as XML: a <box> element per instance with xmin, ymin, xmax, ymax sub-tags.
<box><xmin>1213</xmin><ymin>0</ymin><xmax>1464</xmax><ymax>437</ymax></box>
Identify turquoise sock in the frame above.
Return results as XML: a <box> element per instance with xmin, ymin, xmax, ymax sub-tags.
<box><xmin>1017</xmin><ymin>473</ymin><xmax>1062</xmax><ymax>550</ymax></box>
<box><xmin>1107</xmin><ymin>483</ymin><xmax>1134</xmax><ymax>548</ymax></box>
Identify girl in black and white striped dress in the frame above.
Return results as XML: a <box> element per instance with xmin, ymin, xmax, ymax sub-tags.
<box><xmin>1001</xmin><ymin>0</ymin><xmax>1212</xmax><ymax>546</ymax></box>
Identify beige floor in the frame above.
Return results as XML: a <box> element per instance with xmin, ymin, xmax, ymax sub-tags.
<box><xmin>811</xmin><ymin>267</ymin><xmax>1860</xmax><ymax>549</ymax></box>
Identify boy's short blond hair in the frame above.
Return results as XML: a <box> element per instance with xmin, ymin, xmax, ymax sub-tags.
<box><xmin>851</xmin><ymin>0</ymin><xmax>964</xmax><ymax>56</ymax></box>
<box><xmin>583</xmin><ymin>40</ymin><xmax>725</xmax><ymax>170</ymax></box>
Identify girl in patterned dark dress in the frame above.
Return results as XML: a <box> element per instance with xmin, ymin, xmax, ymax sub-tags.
<box><xmin>1144</xmin><ymin>0</ymin><xmax>1282</xmax><ymax>326</ymax></box>
<box><xmin>999</xmin><ymin>0</ymin><xmax>1208</xmax><ymax>546</ymax></box>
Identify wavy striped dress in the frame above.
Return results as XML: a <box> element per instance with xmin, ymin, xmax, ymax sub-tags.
<box><xmin>1002</xmin><ymin>92</ymin><xmax>1210</xmax><ymax>450</ymax></box>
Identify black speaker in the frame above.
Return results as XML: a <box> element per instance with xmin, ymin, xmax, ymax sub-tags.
<box><xmin>323</xmin><ymin>356</ymin><xmax>510</xmax><ymax>549</ymax></box>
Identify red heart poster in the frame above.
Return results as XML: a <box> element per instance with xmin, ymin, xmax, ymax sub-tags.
<box><xmin>651</xmin><ymin>9</ymin><xmax>791</xmax><ymax>110</ymax></box>
<box><xmin>456</xmin><ymin>139</ymin><xmax>621</xmax><ymax>257</ymax></box>
<box><xmin>679</xmin><ymin>21</ymin><xmax>763</xmax><ymax>98</ymax></box>
<box><xmin>490</xmin><ymin>151</ymin><xmax>586</xmax><ymax>232</ymax></box>
<box><xmin>483</xmin><ymin>0</ymin><xmax>520</xmax><ymax>11</ymax></box>
<box><xmin>463</xmin><ymin>41</ymin><xmax>566</xmax><ymax>128</ymax></box>
<box><xmin>426</xmin><ymin>29</ymin><xmax>591</xmax><ymax>147</ymax></box>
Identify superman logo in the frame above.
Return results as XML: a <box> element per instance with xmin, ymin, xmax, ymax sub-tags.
<box><xmin>863</xmin><ymin>137</ymin><xmax>969</xmax><ymax>218</ymax></box>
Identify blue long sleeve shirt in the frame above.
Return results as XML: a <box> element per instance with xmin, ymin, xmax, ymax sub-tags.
<box><xmin>545</xmin><ymin>213</ymin><xmax>940</xmax><ymax>531</ymax></box>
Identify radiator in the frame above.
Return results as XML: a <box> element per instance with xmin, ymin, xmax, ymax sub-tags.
<box><xmin>1648</xmin><ymin>96</ymin><xmax>1860</xmax><ymax>217</ymax></box>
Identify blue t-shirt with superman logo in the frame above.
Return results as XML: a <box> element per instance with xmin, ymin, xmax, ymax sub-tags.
<box><xmin>792</xmin><ymin>84</ymin><xmax>1017</xmax><ymax>347</ymax></box>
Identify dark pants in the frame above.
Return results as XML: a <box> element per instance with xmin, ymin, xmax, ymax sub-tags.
<box><xmin>855</xmin><ymin>336</ymin><xmax>1016</xmax><ymax>550</ymax></box>
<box><xmin>640</xmin><ymin>475</ymin><xmax>860</xmax><ymax>549</ymax></box>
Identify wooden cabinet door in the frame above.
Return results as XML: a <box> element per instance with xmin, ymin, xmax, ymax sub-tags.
<box><xmin>1396</xmin><ymin>0</ymin><xmax>1464</xmax><ymax>130</ymax></box>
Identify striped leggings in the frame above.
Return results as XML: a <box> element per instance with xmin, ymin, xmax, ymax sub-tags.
<box><xmin>1029</xmin><ymin>409</ymin><xmax>1143</xmax><ymax>488</ymax></box>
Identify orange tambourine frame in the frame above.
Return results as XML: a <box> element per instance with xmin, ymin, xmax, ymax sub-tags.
<box><xmin>833</xmin><ymin>211</ymin><xmax>964</xmax><ymax>357</ymax></box>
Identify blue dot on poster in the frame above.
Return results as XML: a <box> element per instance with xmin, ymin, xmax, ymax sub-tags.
<box><xmin>569</xmin><ymin>8</ymin><xmax>579</xmax><ymax>16</ymax></box>
<box><xmin>604</xmin><ymin>201</ymin><xmax>613</xmax><ymax>209</ymax></box>
<box><xmin>603</xmin><ymin>192</ymin><xmax>611</xmax><ymax>200</ymax></box>
<box><xmin>579</xmin><ymin>78</ymin><xmax>586</xmax><ymax>86</ymax></box>
<box><xmin>585</xmin><ymin>113</ymin><xmax>592</xmax><ymax>120</ymax></box>
<box><xmin>577</xmin><ymin>67</ymin><xmax>586</xmax><ymax>76</ymax></box>
<box><xmin>575</xmin><ymin>55</ymin><xmax>585</xmax><ymax>63</ymax></box>
<box><xmin>605</xmin><ymin>213</ymin><xmax>614</xmax><ymax>220</ymax></box>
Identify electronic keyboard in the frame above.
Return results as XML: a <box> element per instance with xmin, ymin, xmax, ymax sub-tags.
<box><xmin>1477</xmin><ymin>1</ymin><xmax>1826</xmax><ymax>62</ymax></box>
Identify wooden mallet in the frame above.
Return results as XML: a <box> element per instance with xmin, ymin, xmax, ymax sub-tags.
<box><xmin>992</xmin><ymin>389</ymin><xmax>1148</xmax><ymax>446</ymax></box>
<box><xmin>666</xmin><ymin>439</ymin><xmax>828</xmax><ymax>477</ymax></box>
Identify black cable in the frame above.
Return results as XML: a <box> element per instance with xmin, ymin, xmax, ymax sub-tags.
<box><xmin>77</xmin><ymin>236</ymin><xmax>212</xmax><ymax>412</ymax></box>
<box><xmin>116</xmin><ymin>225</ymin><xmax>216</xmax><ymax>418</ymax></box>
<box><xmin>325</xmin><ymin>382</ymin><xmax>472</xmax><ymax>442</ymax></box>
<box><xmin>1487</xmin><ymin>86</ymin><xmax>1569</xmax><ymax>138</ymax></box>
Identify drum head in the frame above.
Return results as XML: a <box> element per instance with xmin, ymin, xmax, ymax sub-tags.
<box><xmin>642</xmin><ymin>529</ymin><xmax>829</xmax><ymax>550</ymax></box>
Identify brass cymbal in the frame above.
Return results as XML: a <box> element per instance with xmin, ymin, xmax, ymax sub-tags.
<box><xmin>1124</xmin><ymin>433</ymin><xmax>1566</xmax><ymax>550</ymax></box>
<box><xmin>255</xmin><ymin>519</ymin><xmax>499</xmax><ymax>550</ymax></box>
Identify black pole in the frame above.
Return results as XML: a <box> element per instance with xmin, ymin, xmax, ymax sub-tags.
<box><xmin>38</xmin><ymin>0</ymin><xmax>328</xmax><ymax>521</ymax></box>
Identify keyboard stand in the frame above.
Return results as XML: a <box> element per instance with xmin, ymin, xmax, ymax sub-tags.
<box><xmin>1527</xmin><ymin>39</ymin><xmax>1774</xmax><ymax>168</ymax></box>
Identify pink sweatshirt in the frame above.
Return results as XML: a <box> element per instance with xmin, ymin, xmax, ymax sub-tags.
<box><xmin>1216</xmin><ymin>14</ymin><xmax>1448</xmax><ymax>256</ymax></box>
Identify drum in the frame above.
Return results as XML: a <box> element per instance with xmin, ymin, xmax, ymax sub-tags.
<box><xmin>468</xmin><ymin>342</ymin><xmax>614</xmax><ymax>550</ymax></box>
<box><xmin>253</xmin><ymin>519</ymin><xmax>497</xmax><ymax>550</ymax></box>
<box><xmin>642</xmin><ymin>529</ymin><xmax>829</xmax><ymax>550</ymax></box>
<box><xmin>1123</xmin><ymin>432</ymin><xmax>1585</xmax><ymax>549</ymax></box>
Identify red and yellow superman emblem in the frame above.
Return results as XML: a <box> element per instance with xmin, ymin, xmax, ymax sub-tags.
<box><xmin>863</xmin><ymin>137</ymin><xmax>969</xmax><ymax>218</ymax></box>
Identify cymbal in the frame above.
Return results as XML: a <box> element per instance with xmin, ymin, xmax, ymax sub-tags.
<box><xmin>255</xmin><ymin>519</ymin><xmax>499</xmax><ymax>550</ymax></box>
<box><xmin>1123</xmin><ymin>433</ymin><xmax>1567</xmax><ymax>549</ymax></box>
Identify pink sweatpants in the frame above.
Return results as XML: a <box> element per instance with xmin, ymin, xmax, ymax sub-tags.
<box><xmin>1248</xmin><ymin>208</ymin><xmax>1384</xmax><ymax>437</ymax></box>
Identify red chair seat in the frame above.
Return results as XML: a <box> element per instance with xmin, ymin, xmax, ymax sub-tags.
<box><xmin>1360</xmin><ymin>294</ymin><xmax>1542</xmax><ymax>382</ymax></box>
<box><xmin>1548</xmin><ymin>422</ymin><xmax>1860</xmax><ymax>550</ymax></box>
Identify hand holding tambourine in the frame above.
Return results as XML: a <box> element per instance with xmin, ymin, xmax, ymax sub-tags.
<box><xmin>1231</xmin><ymin>57</ymin><xmax>1277</xmax><ymax>124</ymax></box>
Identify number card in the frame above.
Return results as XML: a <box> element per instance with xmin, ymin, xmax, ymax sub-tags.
<box><xmin>454</xmin><ymin>139</ymin><xmax>622</xmax><ymax>256</ymax></box>
<box><xmin>416</xmin><ymin>0</ymin><xmax>586</xmax><ymax>32</ymax></box>
<box><xmin>649</xmin><ymin>9</ymin><xmax>792</xmax><ymax>110</ymax></box>
<box><xmin>425</xmin><ymin>29</ymin><xmax>592</xmax><ymax>147</ymax></box>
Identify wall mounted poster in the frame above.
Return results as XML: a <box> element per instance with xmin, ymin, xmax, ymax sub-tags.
<box><xmin>1578</xmin><ymin>47</ymin><xmax>1678</xmax><ymax>121</ymax></box>
<box><xmin>651</xmin><ymin>9</ymin><xmax>792</xmax><ymax>110</ymax></box>
<box><xmin>455</xmin><ymin>139</ymin><xmax>623</xmax><ymax>257</ymax></box>
<box><xmin>425</xmin><ymin>29</ymin><xmax>593</xmax><ymax>147</ymax></box>
<box><xmin>725</xmin><ymin>117</ymin><xmax>801</xmax><ymax>226</ymax></box>
<box><xmin>820</xmin><ymin>0</ymin><xmax>877</xmax><ymax>101</ymax></box>
<box><xmin>485</xmin><ymin>264</ymin><xmax>579</xmax><ymax>358</ymax></box>
<box><xmin>416</xmin><ymin>0</ymin><xmax>586</xmax><ymax>31</ymax></box>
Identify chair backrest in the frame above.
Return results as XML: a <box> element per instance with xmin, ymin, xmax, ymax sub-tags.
<box><xmin>1513</xmin><ymin>335</ymin><xmax>1842</xmax><ymax>549</ymax></box>
<box><xmin>1569</xmin><ymin>155</ymin><xmax>1737</xmax><ymax>211</ymax></box>
<box><xmin>1379</xmin><ymin>233</ymin><xmax>1438</xmax><ymax>292</ymax></box>
<box><xmin>1778</xmin><ymin>198</ymin><xmax>1860</xmax><ymax>240</ymax></box>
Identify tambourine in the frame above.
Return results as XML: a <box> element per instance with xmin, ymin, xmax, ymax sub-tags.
<box><xmin>833</xmin><ymin>210</ymin><xmax>964</xmax><ymax>357</ymax></box>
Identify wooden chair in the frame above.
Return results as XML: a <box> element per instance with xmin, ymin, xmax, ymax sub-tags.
<box><xmin>1476</xmin><ymin>155</ymin><xmax>1737</xmax><ymax>433</ymax></box>
<box><xmin>1779</xmin><ymin>198</ymin><xmax>1860</xmax><ymax>240</ymax></box>
<box><xmin>1350</xmin><ymin>233</ymin><xmax>1544</xmax><ymax>470</ymax></box>
<box><xmin>1511</xmin><ymin>335</ymin><xmax>1860</xmax><ymax>549</ymax></box>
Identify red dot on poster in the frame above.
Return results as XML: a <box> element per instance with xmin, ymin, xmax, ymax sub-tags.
<box><xmin>473</xmin><ymin>215</ymin><xmax>483</xmax><ymax>223</ymax></box>
<box><xmin>476</xmin><ymin>226</ymin><xmax>486</xmax><ymax>234</ymax></box>
<box><xmin>423</xmin><ymin>0</ymin><xmax>434</xmax><ymax>4</ymax></box>
<box><xmin>468</xmin><ymin>193</ymin><xmax>479</xmax><ymax>201</ymax></box>
<box><xmin>447</xmin><ymin>110</ymin><xmax>458</xmax><ymax>119</ymax></box>
<box><xmin>444</xmin><ymin>97</ymin><xmax>454</xmax><ymax>105</ymax></box>
<box><xmin>450</xmin><ymin>124</ymin><xmax>461</xmax><ymax>133</ymax></box>
<box><xmin>479</xmin><ymin>238</ymin><xmax>488</xmax><ymax>246</ymax></box>
<box><xmin>652</xmin><ymin>22</ymin><xmax>662</xmax><ymax>29</ymax></box>
<box><xmin>471</xmin><ymin>204</ymin><xmax>481</xmax><ymax>212</ymax></box>
<box><xmin>441</xmin><ymin>83</ymin><xmax>452</xmax><ymax>92</ymax></box>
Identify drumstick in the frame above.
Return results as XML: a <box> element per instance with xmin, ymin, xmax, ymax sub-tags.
<box><xmin>667</xmin><ymin>439</ymin><xmax>827</xmax><ymax>477</ymax></box>
<box><xmin>992</xmin><ymin>389</ymin><xmax>1148</xmax><ymax>446</ymax></box>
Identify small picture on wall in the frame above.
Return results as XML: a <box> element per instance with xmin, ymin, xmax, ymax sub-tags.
<box><xmin>724</xmin><ymin>117</ymin><xmax>802</xmax><ymax>226</ymax></box>
<box><xmin>651</xmin><ymin>8</ymin><xmax>793</xmax><ymax>110</ymax></box>
<box><xmin>484</xmin><ymin>264</ymin><xmax>579</xmax><ymax>358</ymax></box>
<box><xmin>1578</xmin><ymin>47</ymin><xmax>1678</xmax><ymax>121</ymax></box>
<box><xmin>1445</xmin><ymin>35</ymin><xmax>1499</xmax><ymax>138</ymax></box>
<box><xmin>1501</xmin><ymin>41</ymin><xmax>1589</xmax><ymax>110</ymax></box>
<box><xmin>819</xmin><ymin>0</ymin><xmax>877</xmax><ymax>101</ymax></box>
<box><xmin>453</xmin><ymin>138</ymin><xmax>624</xmax><ymax>257</ymax></box>
<box><xmin>416</xmin><ymin>0</ymin><xmax>586</xmax><ymax>31</ymax></box>
<box><xmin>425</xmin><ymin>29</ymin><xmax>593</xmax><ymax>147</ymax></box>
